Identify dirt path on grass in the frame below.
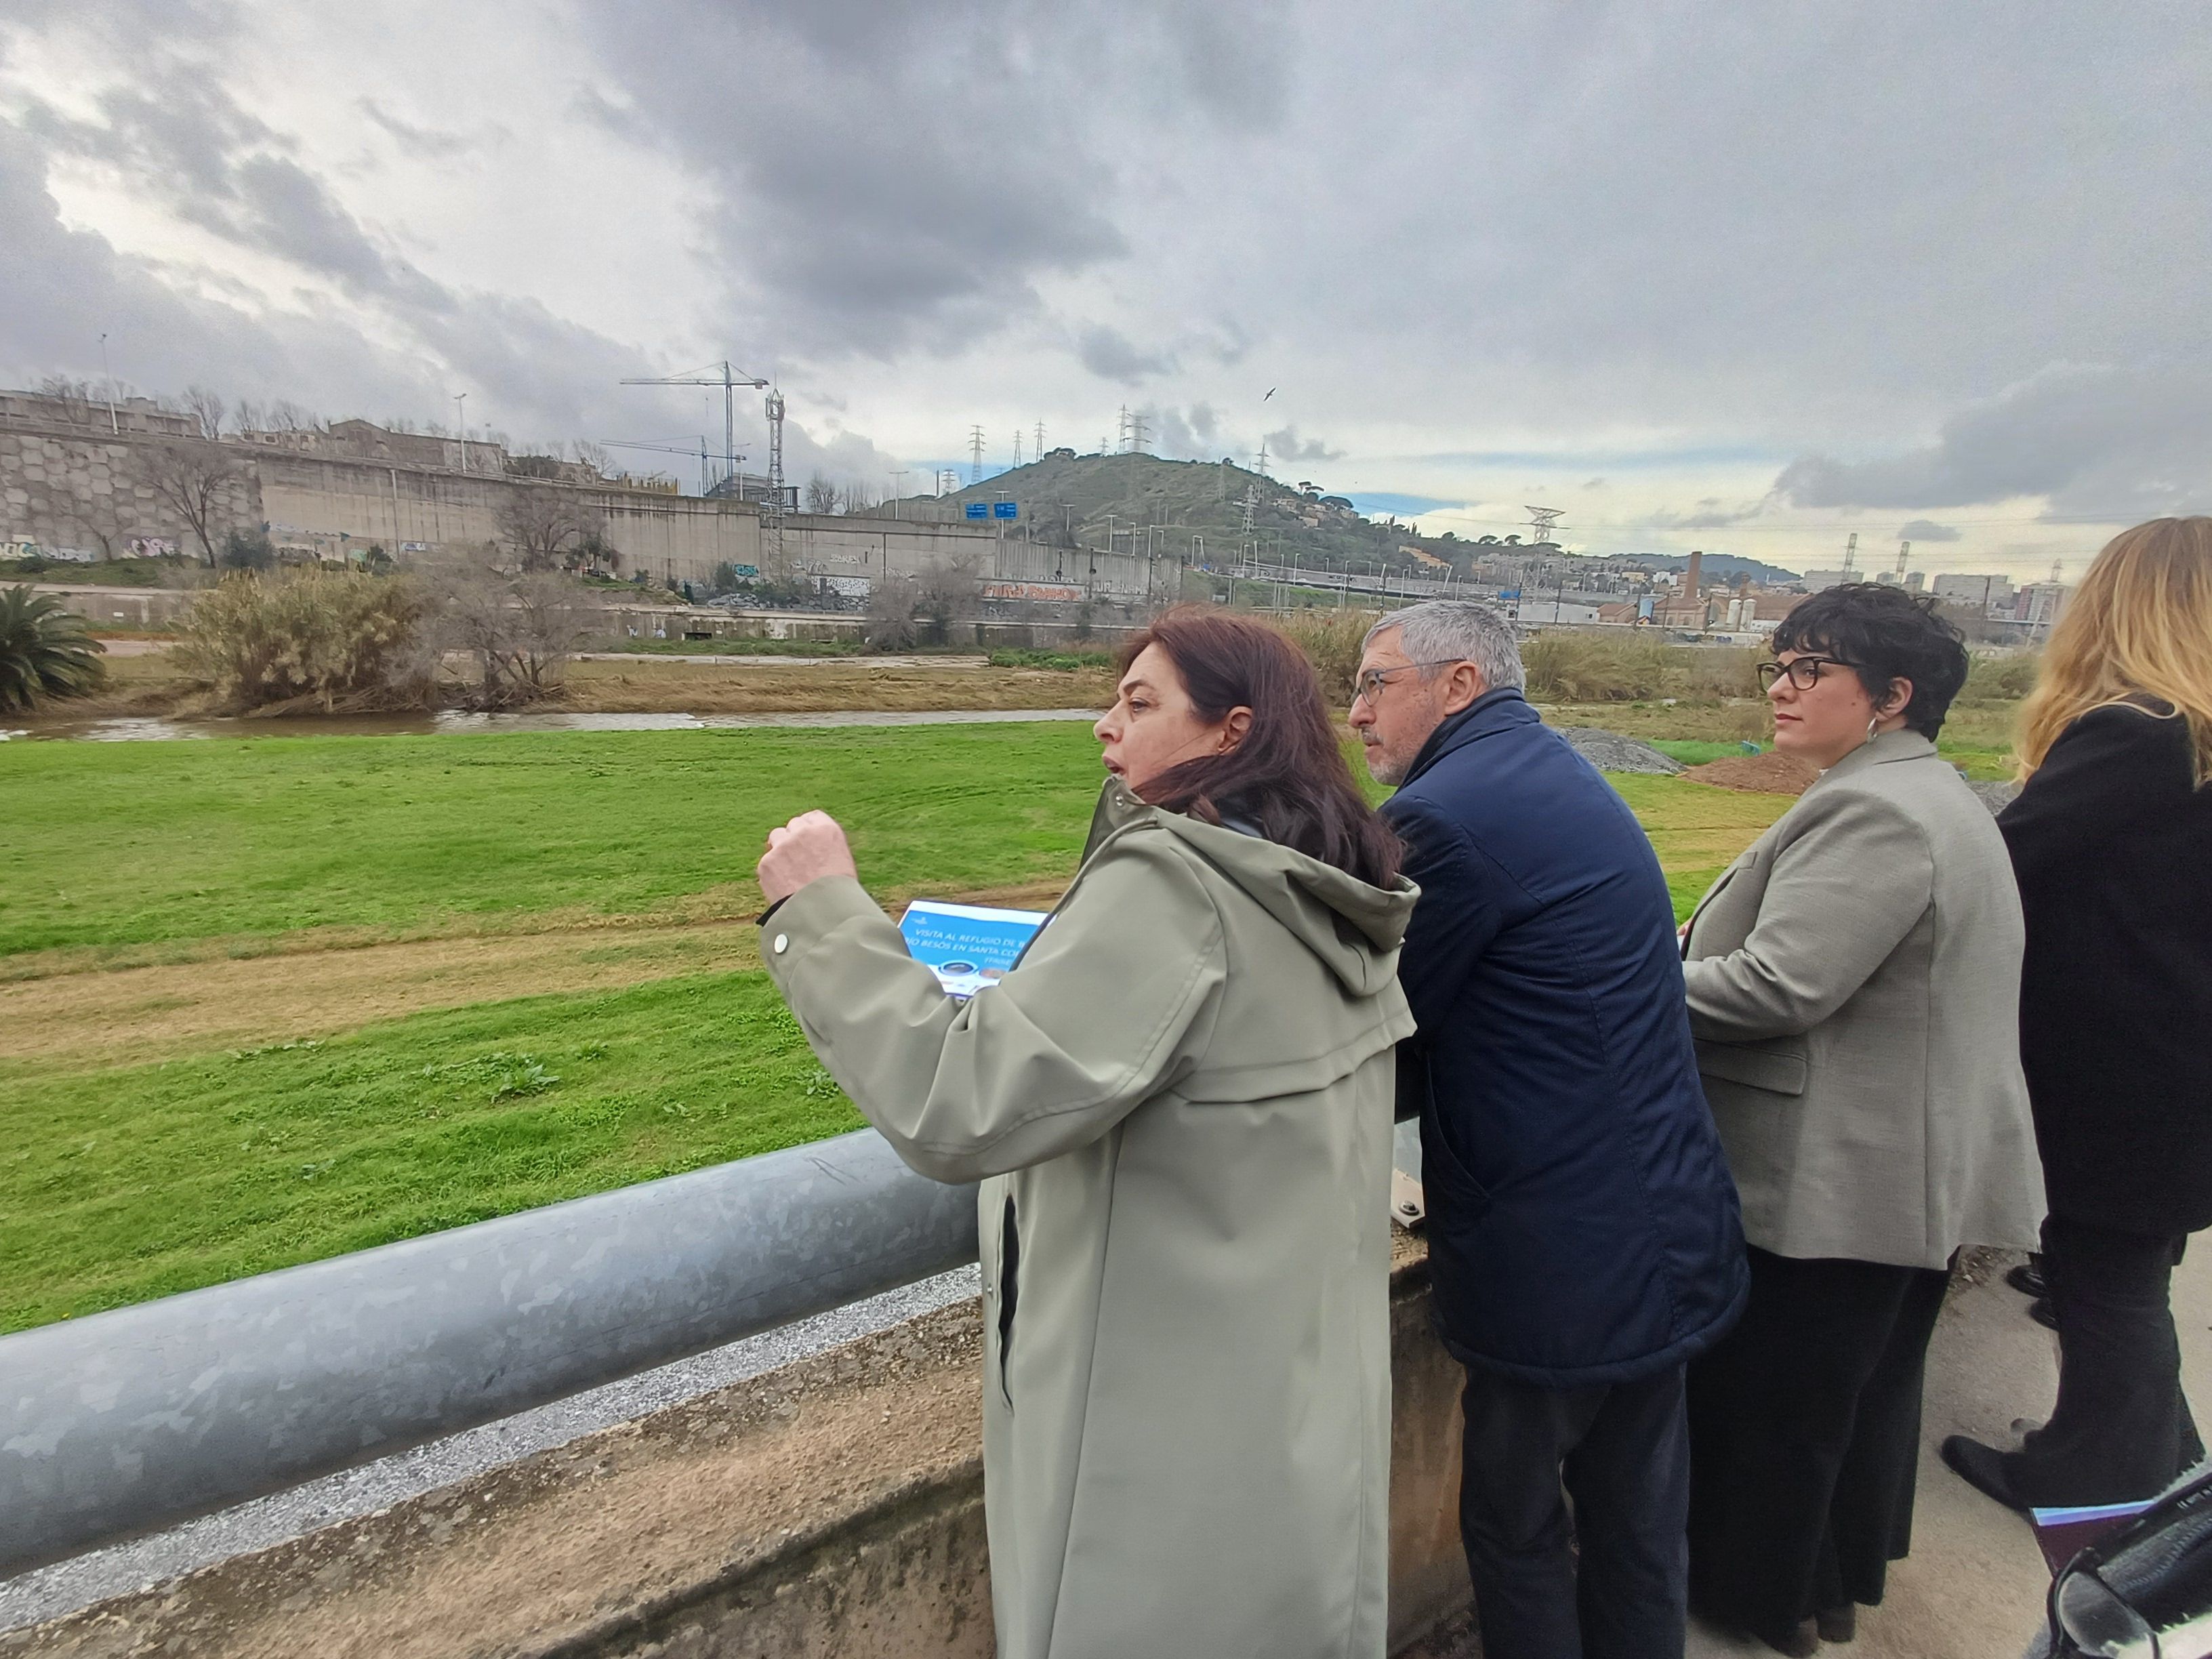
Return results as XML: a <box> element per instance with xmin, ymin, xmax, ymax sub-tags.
<box><xmin>1</xmin><ymin>882</ymin><xmax>1073</xmax><ymax>1073</ymax></box>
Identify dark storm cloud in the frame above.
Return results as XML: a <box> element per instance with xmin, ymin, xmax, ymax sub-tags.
<box><xmin>1265</xmin><ymin>426</ymin><xmax>1341</xmax><ymax>464</ymax></box>
<box><xmin>0</xmin><ymin>120</ymin><xmax>434</xmax><ymax>418</ymax></box>
<box><xmin>574</xmin><ymin>0</ymin><xmax>1286</xmax><ymax>358</ymax></box>
<box><xmin>1077</xmin><ymin>325</ymin><xmax>1175</xmax><ymax>384</ymax></box>
<box><xmin>1774</xmin><ymin>362</ymin><xmax>2212</xmax><ymax>521</ymax></box>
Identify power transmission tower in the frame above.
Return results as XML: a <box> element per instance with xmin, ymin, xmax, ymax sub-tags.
<box><xmin>1034</xmin><ymin>419</ymin><xmax>1046</xmax><ymax>459</ymax></box>
<box><xmin>1525</xmin><ymin>506</ymin><xmax>1564</xmax><ymax>548</ymax></box>
<box><xmin>1013</xmin><ymin>430</ymin><xmax>1024</xmax><ymax>468</ymax></box>
<box><xmin>763</xmin><ymin>388</ymin><xmax>787</xmax><ymax>572</ymax></box>
<box><xmin>968</xmin><ymin>425</ymin><xmax>987</xmax><ymax>485</ymax></box>
<box><xmin>2049</xmin><ymin>558</ymin><xmax>2063</xmax><ymax>583</ymax></box>
<box><xmin>1254</xmin><ymin>439</ymin><xmax>1270</xmax><ymax>477</ymax></box>
<box><xmin>1128</xmin><ymin>409</ymin><xmax>1151</xmax><ymax>455</ymax></box>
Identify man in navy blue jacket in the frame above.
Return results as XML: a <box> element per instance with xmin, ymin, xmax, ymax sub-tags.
<box><xmin>1352</xmin><ymin>601</ymin><xmax>1746</xmax><ymax>1659</ymax></box>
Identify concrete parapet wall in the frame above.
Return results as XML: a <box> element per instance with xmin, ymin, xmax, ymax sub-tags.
<box><xmin>7</xmin><ymin>1247</ymin><xmax>1471</xmax><ymax>1658</ymax></box>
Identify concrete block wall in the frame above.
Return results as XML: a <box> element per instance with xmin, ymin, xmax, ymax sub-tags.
<box><xmin>0</xmin><ymin>425</ymin><xmax>259</xmax><ymax>562</ymax></box>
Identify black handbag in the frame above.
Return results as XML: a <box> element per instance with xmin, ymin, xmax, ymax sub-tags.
<box><xmin>2047</xmin><ymin>1467</ymin><xmax>2212</xmax><ymax>1656</ymax></box>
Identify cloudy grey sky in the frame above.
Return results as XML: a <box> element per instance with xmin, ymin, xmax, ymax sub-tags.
<box><xmin>3</xmin><ymin>1</ymin><xmax>2206</xmax><ymax>578</ymax></box>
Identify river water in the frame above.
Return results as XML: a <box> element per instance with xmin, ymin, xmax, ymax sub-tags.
<box><xmin>1</xmin><ymin>708</ymin><xmax>1105</xmax><ymax>743</ymax></box>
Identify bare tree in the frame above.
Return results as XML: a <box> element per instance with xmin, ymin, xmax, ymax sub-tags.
<box><xmin>803</xmin><ymin>473</ymin><xmax>840</xmax><ymax>515</ymax></box>
<box><xmin>145</xmin><ymin>441</ymin><xmax>243</xmax><ymax>566</ymax></box>
<box><xmin>914</xmin><ymin>555</ymin><xmax>983</xmax><ymax>644</ymax></box>
<box><xmin>233</xmin><ymin>398</ymin><xmax>268</xmax><ymax>434</ymax></box>
<box><xmin>839</xmin><ymin>484</ymin><xmax>878</xmax><ymax>516</ymax></box>
<box><xmin>35</xmin><ymin>377</ymin><xmax>96</xmax><ymax>424</ymax></box>
<box><xmin>181</xmin><ymin>385</ymin><xmax>226</xmax><ymax>439</ymax></box>
<box><xmin>268</xmin><ymin>400</ymin><xmax>322</xmax><ymax>434</ymax></box>
<box><xmin>497</xmin><ymin>485</ymin><xmax>611</xmax><ymax>573</ymax></box>
<box><xmin>569</xmin><ymin>439</ymin><xmax>611</xmax><ymax>477</ymax></box>
<box><xmin>431</xmin><ymin>560</ymin><xmax>602</xmax><ymax>707</ymax></box>
<box><xmin>863</xmin><ymin>569</ymin><xmax>922</xmax><ymax>651</ymax></box>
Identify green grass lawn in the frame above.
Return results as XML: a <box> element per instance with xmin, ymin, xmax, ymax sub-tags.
<box><xmin>0</xmin><ymin>722</ymin><xmax>1787</xmax><ymax>1332</ymax></box>
<box><xmin>0</xmin><ymin>726</ymin><xmax>1109</xmax><ymax>960</ymax></box>
<box><xmin>1</xmin><ymin>973</ymin><xmax>859</xmax><ymax>1332</ymax></box>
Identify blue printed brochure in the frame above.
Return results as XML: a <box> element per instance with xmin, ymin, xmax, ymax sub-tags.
<box><xmin>898</xmin><ymin>899</ymin><xmax>1049</xmax><ymax>999</ymax></box>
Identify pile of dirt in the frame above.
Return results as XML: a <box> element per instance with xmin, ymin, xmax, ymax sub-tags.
<box><xmin>1555</xmin><ymin>728</ymin><xmax>1683</xmax><ymax>775</ymax></box>
<box><xmin>1681</xmin><ymin>751</ymin><xmax>1820</xmax><ymax>795</ymax></box>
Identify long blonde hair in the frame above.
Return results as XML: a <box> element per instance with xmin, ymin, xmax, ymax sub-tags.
<box><xmin>2018</xmin><ymin>516</ymin><xmax>2212</xmax><ymax>784</ymax></box>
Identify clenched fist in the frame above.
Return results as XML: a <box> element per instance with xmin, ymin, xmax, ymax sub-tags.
<box><xmin>758</xmin><ymin>810</ymin><xmax>859</xmax><ymax>905</ymax></box>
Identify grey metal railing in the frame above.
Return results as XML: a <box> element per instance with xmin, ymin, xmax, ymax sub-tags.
<box><xmin>0</xmin><ymin>1129</ymin><xmax>977</xmax><ymax>1576</ymax></box>
<box><xmin>0</xmin><ymin>1117</ymin><xmax>1426</xmax><ymax>1580</ymax></box>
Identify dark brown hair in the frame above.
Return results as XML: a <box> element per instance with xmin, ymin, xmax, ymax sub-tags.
<box><xmin>1117</xmin><ymin>607</ymin><xmax>1402</xmax><ymax>888</ymax></box>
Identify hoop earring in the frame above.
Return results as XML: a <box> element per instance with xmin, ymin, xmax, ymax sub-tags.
<box><xmin>1866</xmin><ymin>714</ymin><xmax>1880</xmax><ymax>742</ymax></box>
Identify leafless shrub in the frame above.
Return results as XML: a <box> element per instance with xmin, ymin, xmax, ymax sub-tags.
<box><xmin>497</xmin><ymin>485</ymin><xmax>618</xmax><ymax>575</ymax></box>
<box><xmin>914</xmin><ymin>556</ymin><xmax>983</xmax><ymax>644</ymax></box>
<box><xmin>177</xmin><ymin>569</ymin><xmax>433</xmax><ymax>712</ymax></box>
<box><xmin>804</xmin><ymin>474</ymin><xmax>840</xmax><ymax>514</ymax></box>
<box><xmin>864</xmin><ymin>569</ymin><xmax>922</xmax><ymax>651</ymax></box>
<box><xmin>431</xmin><ymin>561</ymin><xmax>602</xmax><ymax>707</ymax></box>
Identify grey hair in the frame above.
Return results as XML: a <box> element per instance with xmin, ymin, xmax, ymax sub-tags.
<box><xmin>1363</xmin><ymin>600</ymin><xmax>1525</xmax><ymax>692</ymax></box>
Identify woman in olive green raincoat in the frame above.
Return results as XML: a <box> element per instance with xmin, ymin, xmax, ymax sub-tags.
<box><xmin>756</xmin><ymin>609</ymin><xmax>1415</xmax><ymax>1659</ymax></box>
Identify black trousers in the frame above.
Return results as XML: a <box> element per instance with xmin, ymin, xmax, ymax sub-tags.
<box><xmin>2001</xmin><ymin>1214</ymin><xmax>2204</xmax><ymax>1505</ymax></box>
<box><xmin>1685</xmin><ymin>1247</ymin><xmax>1949</xmax><ymax>1643</ymax></box>
<box><xmin>1456</xmin><ymin>1359</ymin><xmax>1690</xmax><ymax>1659</ymax></box>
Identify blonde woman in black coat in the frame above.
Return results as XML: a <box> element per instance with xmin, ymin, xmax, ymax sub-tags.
<box><xmin>1945</xmin><ymin>517</ymin><xmax>2212</xmax><ymax>1511</ymax></box>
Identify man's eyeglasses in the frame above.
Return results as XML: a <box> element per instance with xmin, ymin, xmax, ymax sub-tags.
<box><xmin>1353</xmin><ymin>661</ymin><xmax>1463</xmax><ymax>705</ymax></box>
<box><xmin>1756</xmin><ymin>655</ymin><xmax>1859</xmax><ymax>692</ymax></box>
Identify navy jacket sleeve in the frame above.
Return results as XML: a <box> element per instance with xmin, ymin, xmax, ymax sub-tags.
<box><xmin>2001</xmin><ymin>703</ymin><xmax>2192</xmax><ymax>885</ymax></box>
<box><xmin>1382</xmin><ymin>792</ymin><xmax>1504</xmax><ymax>1035</ymax></box>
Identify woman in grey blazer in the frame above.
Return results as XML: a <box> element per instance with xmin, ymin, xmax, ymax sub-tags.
<box><xmin>1680</xmin><ymin>586</ymin><xmax>2045</xmax><ymax>1656</ymax></box>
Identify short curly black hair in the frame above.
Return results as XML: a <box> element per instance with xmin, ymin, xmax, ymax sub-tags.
<box><xmin>1770</xmin><ymin>583</ymin><xmax>1969</xmax><ymax>738</ymax></box>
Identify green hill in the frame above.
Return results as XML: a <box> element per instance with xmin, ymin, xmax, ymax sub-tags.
<box><xmin>890</xmin><ymin>452</ymin><xmax>1454</xmax><ymax>576</ymax></box>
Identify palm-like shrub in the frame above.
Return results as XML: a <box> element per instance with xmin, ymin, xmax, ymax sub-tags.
<box><xmin>0</xmin><ymin>586</ymin><xmax>106</xmax><ymax>713</ymax></box>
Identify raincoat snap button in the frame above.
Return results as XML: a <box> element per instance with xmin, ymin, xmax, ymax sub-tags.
<box><xmin>772</xmin><ymin>934</ymin><xmax>790</xmax><ymax>955</ymax></box>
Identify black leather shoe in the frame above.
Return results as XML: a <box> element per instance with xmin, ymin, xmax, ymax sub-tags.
<box><xmin>2030</xmin><ymin>1297</ymin><xmax>2060</xmax><ymax>1332</ymax></box>
<box><xmin>1816</xmin><ymin>1602</ymin><xmax>1858</xmax><ymax>1642</ymax></box>
<box><xmin>2007</xmin><ymin>1261</ymin><xmax>2047</xmax><ymax>1298</ymax></box>
<box><xmin>1752</xmin><ymin>1618</ymin><xmax>1820</xmax><ymax>1657</ymax></box>
<box><xmin>1943</xmin><ymin>1434</ymin><xmax>2031</xmax><ymax>1513</ymax></box>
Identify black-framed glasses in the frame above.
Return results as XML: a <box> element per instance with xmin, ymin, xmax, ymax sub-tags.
<box><xmin>1353</xmin><ymin>661</ymin><xmax>1463</xmax><ymax>705</ymax></box>
<box><xmin>1757</xmin><ymin>655</ymin><xmax>1859</xmax><ymax>691</ymax></box>
<box><xmin>2048</xmin><ymin>1552</ymin><xmax>2158</xmax><ymax>1656</ymax></box>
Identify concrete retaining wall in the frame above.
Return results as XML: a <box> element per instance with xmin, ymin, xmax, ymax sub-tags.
<box><xmin>5</xmin><ymin>1245</ymin><xmax>1471</xmax><ymax>1658</ymax></box>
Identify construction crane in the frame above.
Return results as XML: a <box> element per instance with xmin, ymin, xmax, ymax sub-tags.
<box><xmin>619</xmin><ymin>361</ymin><xmax>789</xmax><ymax>571</ymax></box>
<box><xmin>601</xmin><ymin>436</ymin><xmax>720</xmax><ymax>495</ymax></box>
<box><xmin>1842</xmin><ymin>532</ymin><xmax>1858</xmax><ymax>577</ymax></box>
<box><xmin>619</xmin><ymin>361</ymin><xmax>766</xmax><ymax>493</ymax></box>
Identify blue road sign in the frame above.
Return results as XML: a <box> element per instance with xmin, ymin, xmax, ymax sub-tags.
<box><xmin>993</xmin><ymin>500</ymin><xmax>1019</xmax><ymax>519</ymax></box>
<box><xmin>964</xmin><ymin>501</ymin><xmax>989</xmax><ymax>520</ymax></box>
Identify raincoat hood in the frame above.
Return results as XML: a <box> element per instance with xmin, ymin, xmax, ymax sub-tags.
<box><xmin>1083</xmin><ymin>779</ymin><xmax>1417</xmax><ymax>998</ymax></box>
